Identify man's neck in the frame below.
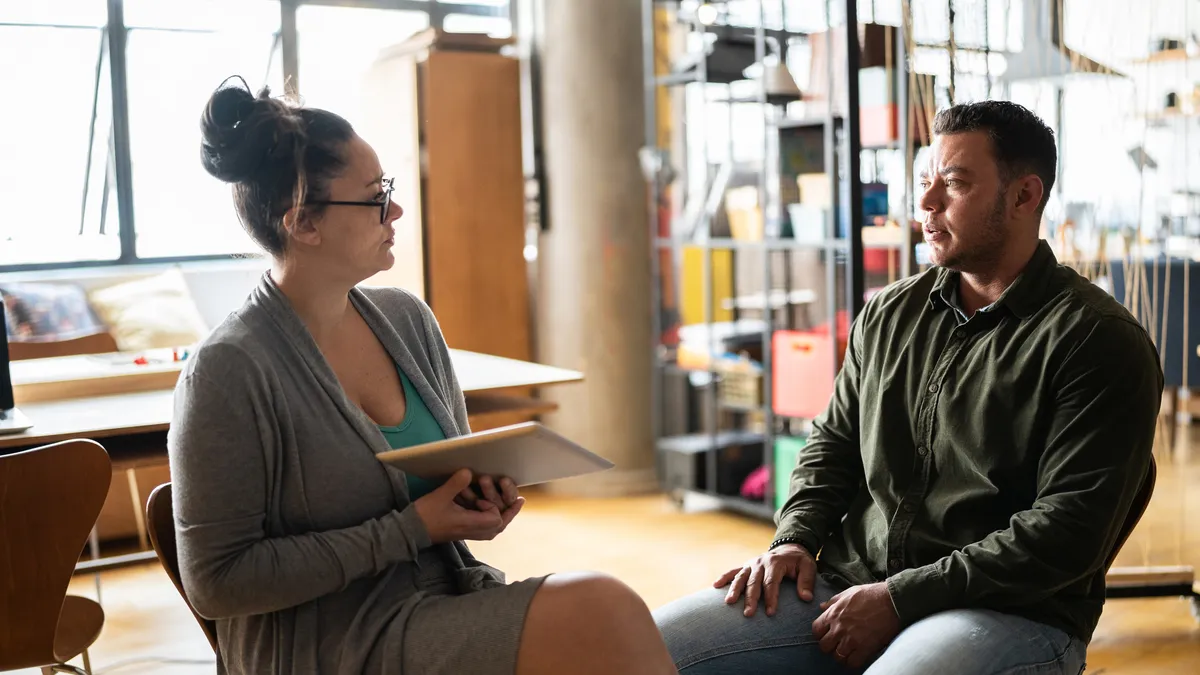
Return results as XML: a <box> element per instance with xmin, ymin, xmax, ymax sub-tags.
<box><xmin>957</xmin><ymin>238</ymin><xmax>1039</xmax><ymax>315</ymax></box>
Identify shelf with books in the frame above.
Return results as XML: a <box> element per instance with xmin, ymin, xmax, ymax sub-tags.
<box><xmin>643</xmin><ymin>1</ymin><xmax>914</xmax><ymax>522</ymax></box>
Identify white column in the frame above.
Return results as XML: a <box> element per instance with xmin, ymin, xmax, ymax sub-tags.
<box><xmin>535</xmin><ymin>0</ymin><xmax>657</xmax><ymax>497</ymax></box>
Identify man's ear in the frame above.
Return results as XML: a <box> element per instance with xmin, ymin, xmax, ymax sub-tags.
<box><xmin>282</xmin><ymin>206</ymin><xmax>321</xmax><ymax>247</ymax></box>
<box><xmin>1013</xmin><ymin>174</ymin><xmax>1045</xmax><ymax>217</ymax></box>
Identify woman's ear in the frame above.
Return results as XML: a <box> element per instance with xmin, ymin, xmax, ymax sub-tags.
<box><xmin>282</xmin><ymin>206</ymin><xmax>321</xmax><ymax>247</ymax></box>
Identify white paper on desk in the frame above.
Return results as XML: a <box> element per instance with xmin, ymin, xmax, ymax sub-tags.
<box><xmin>375</xmin><ymin>422</ymin><xmax>613</xmax><ymax>488</ymax></box>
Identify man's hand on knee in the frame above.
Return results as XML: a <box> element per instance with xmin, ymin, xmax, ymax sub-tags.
<box><xmin>811</xmin><ymin>582</ymin><xmax>900</xmax><ymax>669</ymax></box>
<box><xmin>713</xmin><ymin>544</ymin><xmax>817</xmax><ymax>618</ymax></box>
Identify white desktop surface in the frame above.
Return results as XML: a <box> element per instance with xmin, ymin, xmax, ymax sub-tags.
<box><xmin>1</xmin><ymin>349</ymin><xmax>582</xmax><ymax>450</ymax></box>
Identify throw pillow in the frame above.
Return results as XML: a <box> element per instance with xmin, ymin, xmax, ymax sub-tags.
<box><xmin>86</xmin><ymin>268</ymin><xmax>211</xmax><ymax>351</ymax></box>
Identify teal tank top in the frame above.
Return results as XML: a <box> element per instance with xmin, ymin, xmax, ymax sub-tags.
<box><xmin>377</xmin><ymin>367</ymin><xmax>447</xmax><ymax>499</ymax></box>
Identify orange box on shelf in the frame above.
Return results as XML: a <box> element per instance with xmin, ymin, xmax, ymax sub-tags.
<box><xmin>773</xmin><ymin>313</ymin><xmax>849</xmax><ymax>420</ymax></box>
<box><xmin>860</xmin><ymin>104</ymin><xmax>899</xmax><ymax>148</ymax></box>
<box><xmin>859</xmin><ymin>100</ymin><xmax>934</xmax><ymax>149</ymax></box>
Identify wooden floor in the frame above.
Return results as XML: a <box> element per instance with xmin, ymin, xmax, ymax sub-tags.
<box><xmin>18</xmin><ymin>426</ymin><xmax>1200</xmax><ymax>674</ymax></box>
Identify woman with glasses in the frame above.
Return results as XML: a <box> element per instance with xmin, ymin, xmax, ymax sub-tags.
<box><xmin>168</xmin><ymin>77</ymin><xmax>677</xmax><ymax>675</ymax></box>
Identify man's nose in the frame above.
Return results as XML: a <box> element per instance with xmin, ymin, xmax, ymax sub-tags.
<box><xmin>918</xmin><ymin>186</ymin><xmax>940</xmax><ymax>213</ymax></box>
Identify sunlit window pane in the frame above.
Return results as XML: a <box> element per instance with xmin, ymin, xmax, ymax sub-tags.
<box><xmin>438</xmin><ymin>0</ymin><xmax>506</xmax><ymax>6</ymax></box>
<box><xmin>123</xmin><ymin>0</ymin><xmax>280</xmax><ymax>32</ymax></box>
<box><xmin>124</xmin><ymin>2</ymin><xmax>284</xmax><ymax>258</ymax></box>
<box><xmin>911</xmin><ymin>0</ymin><xmax>950</xmax><ymax>44</ymax></box>
<box><xmin>296</xmin><ymin>6</ymin><xmax>429</xmax><ymax>130</ymax></box>
<box><xmin>444</xmin><ymin>13</ymin><xmax>512</xmax><ymax>38</ymax></box>
<box><xmin>0</xmin><ymin>25</ymin><xmax>120</xmax><ymax>266</ymax></box>
<box><xmin>0</xmin><ymin>0</ymin><xmax>106</xmax><ymax>27</ymax></box>
<box><xmin>784</xmin><ymin>0</ymin><xmax>832</xmax><ymax>32</ymax></box>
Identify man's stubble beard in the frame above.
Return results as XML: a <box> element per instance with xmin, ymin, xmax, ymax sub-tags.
<box><xmin>937</xmin><ymin>191</ymin><xmax>1008</xmax><ymax>273</ymax></box>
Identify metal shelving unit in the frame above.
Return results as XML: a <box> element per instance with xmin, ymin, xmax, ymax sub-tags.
<box><xmin>642</xmin><ymin>0</ymin><xmax>874</xmax><ymax>519</ymax></box>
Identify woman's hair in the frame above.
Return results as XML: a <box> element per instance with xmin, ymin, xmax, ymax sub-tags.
<box><xmin>200</xmin><ymin>76</ymin><xmax>355</xmax><ymax>256</ymax></box>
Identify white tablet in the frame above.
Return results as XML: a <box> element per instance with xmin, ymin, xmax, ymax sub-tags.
<box><xmin>376</xmin><ymin>422</ymin><xmax>614</xmax><ymax>487</ymax></box>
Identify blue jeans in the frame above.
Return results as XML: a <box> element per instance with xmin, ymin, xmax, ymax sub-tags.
<box><xmin>652</xmin><ymin>577</ymin><xmax>1088</xmax><ymax>674</ymax></box>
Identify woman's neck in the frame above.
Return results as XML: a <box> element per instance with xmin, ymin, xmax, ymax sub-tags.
<box><xmin>270</xmin><ymin>260</ymin><xmax>355</xmax><ymax>344</ymax></box>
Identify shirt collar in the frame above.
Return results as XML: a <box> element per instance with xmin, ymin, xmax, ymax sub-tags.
<box><xmin>927</xmin><ymin>239</ymin><xmax>1058</xmax><ymax>320</ymax></box>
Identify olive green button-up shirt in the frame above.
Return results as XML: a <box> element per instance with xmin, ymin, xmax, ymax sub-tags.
<box><xmin>775</xmin><ymin>240</ymin><xmax>1162</xmax><ymax>642</ymax></box>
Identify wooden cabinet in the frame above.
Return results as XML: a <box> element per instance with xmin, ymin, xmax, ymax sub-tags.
<box><xmin>361</xmin><ymin>29</ymin><xmax>531</xmax><ymax>364</ymax></box>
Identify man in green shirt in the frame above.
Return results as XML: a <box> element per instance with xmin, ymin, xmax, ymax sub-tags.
<box><xmin>653</xmin><ymin>100</ymin><xmax>1162</xmax><ymax>674</ymax></box>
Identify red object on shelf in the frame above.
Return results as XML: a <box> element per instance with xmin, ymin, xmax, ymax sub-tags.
<box><xmin>773</xmin><ymin>310</ymin><xmax>849</xmax><ymax>420</ymax></box>
<box><xmin>864</xmin><ymin>248</ymin><xmax>900</xmax><ymax>274</ymax></box>
<box><xmin>811</xmin><ymin>309</ymin><xmax>850</xmax><ymax>345</ymax></box>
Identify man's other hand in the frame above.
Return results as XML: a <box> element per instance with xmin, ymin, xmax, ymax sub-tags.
<box><xmin>812</xmin><ymin>582</ymin><xmax>901</xmax><ymax>669</ymax></box>
<box><xmin>713</xmin><ymin>544</ymin><xmax>817</xmax><ymax>618</ymax></box>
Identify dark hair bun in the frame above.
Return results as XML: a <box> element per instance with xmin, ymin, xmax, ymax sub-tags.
<box><xmin>200</xmin><ymin>77</ymin><xmax>300</xmax><ymax>184</ymax></box>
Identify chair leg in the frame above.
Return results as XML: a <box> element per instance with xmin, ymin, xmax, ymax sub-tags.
<box><xmin>43</xmin><ymin>665</ymin><xmax>88</xmax><ymax>675</ymax></box>
<box><xmin>127</xmin><ymin>468</ymin><xmax>150</xmax><ymax>552</ymax></box>
<box><xmin>89</xmin><ymin>527</ymin><xmax>102</xmax><ymax>604</ymax></box>
<box><xmin>82</xmin><ymin>648</ymin><xmax>93</xmax><ymax>675</ymax></box>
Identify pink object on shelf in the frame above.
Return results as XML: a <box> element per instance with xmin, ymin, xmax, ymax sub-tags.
<box><xmin>740</xmin><ymin>465</ymin><xmax>769</xmax><ymax>500</ymax></box>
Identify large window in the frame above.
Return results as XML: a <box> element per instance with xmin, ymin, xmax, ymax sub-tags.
<box><xmin>125</xmin><ymin>0</ymin><xmax>284</xmax><ymax>258</ymax></box>
<box><xmin>297</xmin><ymin>5</ymin><xmax>430</xmax><ymax>132</ymax></box>
<box><xmin>444</xmin><ymin>12</ymin><xmax>512</xmax><ymax>38</ymax></box>
<box><xmin>0</xmin><ymin>0</ymin><xmax>509</xmax><ymax>271</ymax></box>
<box><xmin>0</xmin><ymin>6</ymin><xmax>119</xmax><ymax>267</ymax></box>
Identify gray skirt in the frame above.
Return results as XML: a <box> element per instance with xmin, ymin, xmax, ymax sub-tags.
<box><xmin>370</xmin><ymin>550</ymin><xmax>548</xmax><ymax>674</ymax></box>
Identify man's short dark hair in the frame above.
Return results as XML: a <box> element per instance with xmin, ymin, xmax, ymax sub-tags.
<box><xmin>933</xmin><ymin>100</ymin><xmax>1058</xmax><ymax>213</ymax></box>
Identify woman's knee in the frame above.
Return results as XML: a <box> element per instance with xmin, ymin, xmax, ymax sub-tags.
<box><xmin>522</xmin><ymin>573</ymin><xmax>661</xmax><ymax>656</ymax></box>
<box><xmin>519</xmin><ymin>573</ymin><xmax>677</xmax><ymax>674</ymax></box>
<box><xmin>534</xmin><ymin>571</ymin><xmax>650</xmax><ymax>622</ymax></box>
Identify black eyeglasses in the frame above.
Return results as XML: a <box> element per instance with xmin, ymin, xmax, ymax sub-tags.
<box><xmin>306</xmin><ymin>177</ymin><xmax>394</xmax><ymax>223</ymax></box>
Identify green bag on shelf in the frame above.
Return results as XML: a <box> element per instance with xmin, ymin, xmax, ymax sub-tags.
<box><xmin>773</xmin><ymin>435</ymin><xmax>808</xmax><ymax>511</ymax></box>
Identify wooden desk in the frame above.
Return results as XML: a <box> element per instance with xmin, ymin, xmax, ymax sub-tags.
<box><xmin>1</xmin><ymin>349</ymin><xmax>582</xmax><ymax>572</ymax></box>
<box><xmin>0</xmin><ymin>392</ymin><xmax>174</xmax><ymax>451</ymax></box>
<box><xmin>2</xmin><ymin>349</ymin><xmax>582</xmax><ymax>450</ymax></box>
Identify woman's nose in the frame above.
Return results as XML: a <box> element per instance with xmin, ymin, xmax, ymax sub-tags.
<box><xmin>385</xmin><ymin>200</ymin><xmax>403</xmax><ymax>223</ymax></box>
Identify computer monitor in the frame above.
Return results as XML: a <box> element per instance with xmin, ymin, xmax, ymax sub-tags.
<box><xmin>1</xmin><ymin>298</ymin><xmax>14</xmax><ymax>410</ymax></box>
<box><xmin>0</xmin><ymin>298</ymin><xmax>33</xmax><ymax>434</ymax></box>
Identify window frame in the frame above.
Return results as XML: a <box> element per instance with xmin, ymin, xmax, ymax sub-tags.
<box><xmin>0</xmin><ymin>0</ymin><xmax>512</xmax><ymax>273</ymax></box>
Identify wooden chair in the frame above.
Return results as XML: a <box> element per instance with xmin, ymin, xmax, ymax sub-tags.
<box><xmin>0</xmin><ymin>439</ymin><xmax>111</xmax><ymax>675</ymax></box>
<box><xmin>145</xmin><ymin>482</ymin><xmax>219</xmax><ymax>654</ymax></box>
<box><xmin>1102</xmin><ymin>455</ymin><xmax>1198</xmax><ymax>612</ymax></box>
<box><xmin>10</xmin><ymin>333</ymin><xmax>163</xmax><ymax>559</ymax></box>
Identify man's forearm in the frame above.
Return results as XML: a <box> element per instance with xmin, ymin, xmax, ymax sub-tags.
<box><xmin>774</xmin><ymin>439</ymin><xmax>863</xmax><ymax>555</ymax></box>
